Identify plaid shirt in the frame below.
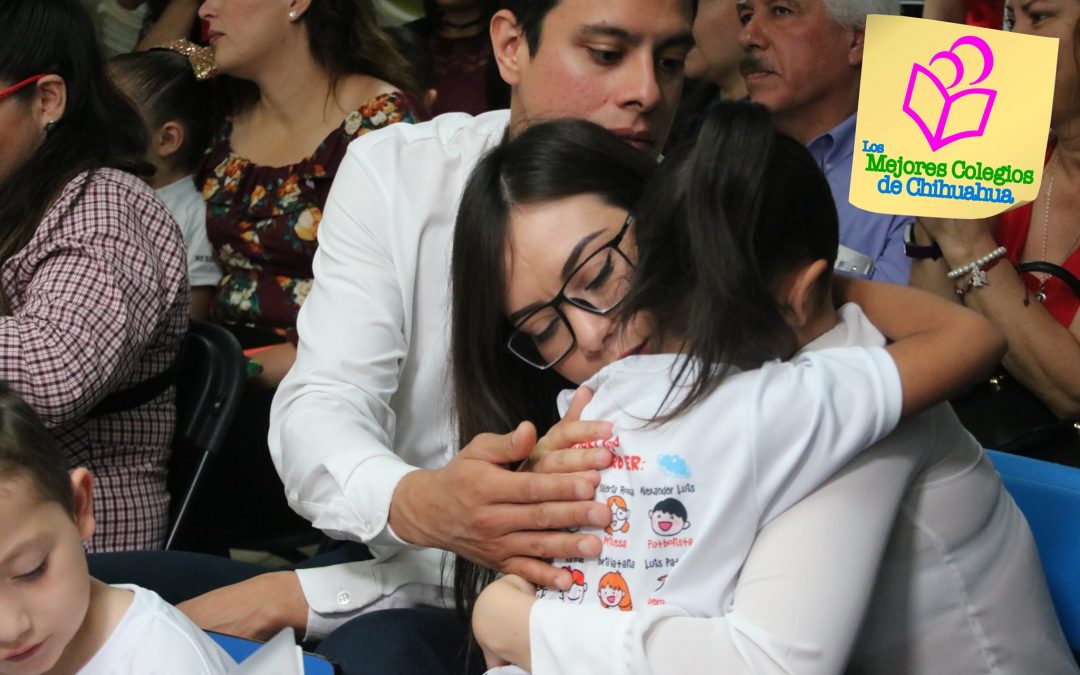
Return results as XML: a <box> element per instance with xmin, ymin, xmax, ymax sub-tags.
<box><xmin>1</xmin><ymin>169</ymin><xmax>189</xmax><ymax>552</ymax></box>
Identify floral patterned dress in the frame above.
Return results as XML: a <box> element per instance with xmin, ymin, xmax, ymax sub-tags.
<box><xmin>197</xmin><ymin>92</ymin><xmax>416</xmax><ymax>344</ymax></box>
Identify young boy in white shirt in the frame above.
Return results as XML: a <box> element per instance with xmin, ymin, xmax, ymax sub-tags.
<box><xmin>0</xmin><ymin>383</ymin><xmax>233</xmax><ymax>675</ymax></box>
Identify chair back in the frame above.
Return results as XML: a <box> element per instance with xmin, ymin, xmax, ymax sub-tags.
<box><xmin>987</xmin><ymin>450</ymin><xmax>1080</xmax><ymax>653</ymax></box>
<box><xmin>166</xmin><ymin>320</ymin><xmax>246</xmax><ymax>550</ymax></box>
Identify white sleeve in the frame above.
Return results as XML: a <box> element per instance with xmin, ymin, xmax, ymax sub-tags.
<box><xmin>180</xmin><ymin>204</ymin><xmax>221</xmax><ymax>288</ymax></box>
<box><xmin>268</xmin><ymin>143</ymin><xmax>418</xmax><ymax>546</ymax></box>
<box><xmin>529</xmin><ymin>438</ymin><xmax>919</xmax><ymax>675</ymax></box>
<box><xmin>295</xmin><ymin>558</ymin><xmax>449</xmax><ymax>642</ymax></box>
<box><xmin>750</xmin><ymin>346</ymin><xmax>903</xmax><ymax>524</ymax></box>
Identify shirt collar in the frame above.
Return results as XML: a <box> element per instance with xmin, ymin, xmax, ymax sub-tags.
<box><xmin>805</xmin><ymin>113</ymin><xmax>857</xmax><ymax>168</ymax></box>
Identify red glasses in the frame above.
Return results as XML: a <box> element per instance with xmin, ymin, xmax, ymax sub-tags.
<box><xmin>0</xmin><ymin>75</ymin><xmax>46</xmax><ymax>102</ymax></box>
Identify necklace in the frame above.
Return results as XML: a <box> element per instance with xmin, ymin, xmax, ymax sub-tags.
<box><xmin>1035</xmin><ymin>155</ymin><xmax>1080</xmax><ymax>302</ymax></box>
<box><xmin>440</xmin><ymin>15</ymin><xmax>486</xmax><ymax>30</ymax></box>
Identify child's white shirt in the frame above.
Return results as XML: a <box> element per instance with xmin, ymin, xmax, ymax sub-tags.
<box><xmin>77</xmin><ymin>584</ymin><xmax>234</xmax><ymax>674</ymax></box>
<box><xmin>539</xmin><ymin>303</ymin><xmax>903</xmax><ymax>618</ymax></box>
<box><xmin>155</xmin><ymin>177</ymin><xmax>222</xmax><ymax>288</ymax></box>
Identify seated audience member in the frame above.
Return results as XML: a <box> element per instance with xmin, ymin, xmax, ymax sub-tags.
<box><xmin>0</xmin><ymin>382</ymin><xmax>234</xmax><ymax>675</ymax></box>
<box><xmin>669</xmin><ymin>0</ymin><xmax>747</xmax><ymax>144</ymax></box>
<box><xmin>118</xmin><ymin>0</ymin><xmax>206</xmax><ymax>50</ymax></box>
<box><xmin>923</xmin><ymin>0</ymin><xmax>1006</xmax><ymax>29</ymax></box>
<box><xmin>910</xmin><ymin>2</ymin><xmax>1080</xmax><ymax>466</ymax></box>
<box><xmin>737</xmin><ymin>0</ymin><xmax>912</xmax><ymax>283</ymax></box>
<box><xmin>385</xmin><ymin>25</ymin><xmax>439</xmax><ymax>119</ymax></box>
<box><xmin>0</xmin><ymin>0</ymin><xmax>188</xmax><ymax>552</ymax></box>
<box><xmin>406</xmin><ymin>0</ymin><xmax>510</xmax><ymax>116</ymax></box>
<box><xmin>179</xmin><ymin>0</ymin><xmax>419</xmax><ymax>549</ymax></box>
<box><xmin>459</xmin><ymin>108</ymin><xmax>1074</xmax><ymax>675</ymax></box>
<box><xmin>109</xmin><ymin>42</ymin><xmax>222</xmax><ymax>321</ymax></box>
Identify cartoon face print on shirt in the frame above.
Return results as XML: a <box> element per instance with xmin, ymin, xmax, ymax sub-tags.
<box><xmin>605</xmin><ymin>495</ymin><xmax>630</xmax><ymax>534</ymax></box>
<box><xmin>560</xmin><ymin>567</ymin><xmax>588</xmax><ymax>604</ymax></box>
<box><xmin>597</xmin><ymin>571</ymin><xmax>633</xmax><ymax>611</ymax></box>
<box><xmin>649</xmin><ymin>498</ymin><xmax>691</xmax><ymax>537</ymax></box>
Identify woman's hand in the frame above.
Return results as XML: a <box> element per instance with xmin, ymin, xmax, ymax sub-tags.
<box><xmin>473</xmin><ymin>574</ymin><xmax>538</xmax><ymax>671</ymax></box>
<box><xmin>916</xmin><ymin>216</ymin><xmax>999</xmax><ymax>263</ymax></box>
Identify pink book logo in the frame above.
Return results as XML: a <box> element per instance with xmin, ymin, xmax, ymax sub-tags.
<box><xmin>902</xmin><ymin>35</ymin><xmax>997</xmax><ymax>152</ymax></box>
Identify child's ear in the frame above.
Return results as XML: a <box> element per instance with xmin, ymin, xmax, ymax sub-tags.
<box><xmin>69</xmin><ymin>468</ymin><xmax>96</xmax><ymax>542</ymax></box>
<box><xmin>155</xmin><ymin>121</ymin><xmax>186</xmax><ymax>160</ymax></box>
<box><xmin>783</xmin><ymin>259</ymin><xmax>830</xmax><ymax>328</ymax></box>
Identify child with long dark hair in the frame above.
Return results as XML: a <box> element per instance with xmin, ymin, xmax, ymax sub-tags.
<box><xmin>452</xmin><ymin>106</ymin><xmax>1074</xmax><ymax>673</ymax></box>
<box><xmin>109</xmin><ymin>42</ymin><xmax>222</xmax><ymax>320</ymax></box>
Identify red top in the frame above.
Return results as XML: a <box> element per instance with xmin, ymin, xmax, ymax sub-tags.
<box><xmin>995</xmin><ymin>143</ymin><xmax>1080</xmax><ymax>327</ymax></box>
<box><xmin>965</xmin><ymin>0</ymin><xmax>1005</xmax><ymax>29</ymax></box>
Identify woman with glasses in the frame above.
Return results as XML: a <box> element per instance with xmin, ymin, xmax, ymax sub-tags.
<box><xmin>0</xmin><ymin>0</ymin><xmax>188</xmax><ymax>552</ymax></box>
<box><xmin>450</xmin><ymin>107</ymin><xmax>1075</xmax><ymax>674</ymax></box>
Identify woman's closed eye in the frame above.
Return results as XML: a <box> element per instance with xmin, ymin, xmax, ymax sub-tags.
<box><xmin>584</xmin><ymin>253</ymin><xmax>615</xmax><ymax>293</ymax></box>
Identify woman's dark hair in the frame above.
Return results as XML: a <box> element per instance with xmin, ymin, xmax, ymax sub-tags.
<box><xmin>109</xmin><ymin>48</ymin><xmax>218</xmax><ymax>173</ymax></box>
<box><xmin>0</xmin><ymin>382</ymin><xmax>74</xmax><ymax>516</ymax></box>
<box><xmin>0</xmin><ymin>0</ymin><xmax>150</xmax><ymax>311</ymax></box>
<box><xmin>621</xmin><ymin>101</ymin><xmax>839</xmax><ymax>421</ymax></box>
<box><xmin>450</xmin><ymin>118</ymin><xmax>656</xmax><ymax>628</ymax></box>
<box><xmin>301</xmin><ymin>0</ymin><xmax>419</xmax><ymax>101</ymax></box>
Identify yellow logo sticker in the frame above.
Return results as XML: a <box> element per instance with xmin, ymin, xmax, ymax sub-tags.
<box><xmin>850</xmin><ymin>15</ymin><xmax>1057</xmax><ymax>218</ymax></box>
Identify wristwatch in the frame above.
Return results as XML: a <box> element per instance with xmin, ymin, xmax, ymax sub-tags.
<box><xmin>904</xmin><ymin>221</ymin><xmax>942</xmax><ymax>260</ymax></box>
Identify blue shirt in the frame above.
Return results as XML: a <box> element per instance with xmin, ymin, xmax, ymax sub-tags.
<box><xmin>807</xmin><ymin>114</ymin><xmax>912</xmax><ymax>283</ymax></box>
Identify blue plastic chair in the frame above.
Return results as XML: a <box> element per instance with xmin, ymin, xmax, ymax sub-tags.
<box><xmin>207</xmin><ymin>632</ymin><xmax>338</xmax><ymax>674</ymax></box>
<box><xmin>987</xmin><ymin>450</ymin><xmax>1080</xmax><ymax>655</ymax></box>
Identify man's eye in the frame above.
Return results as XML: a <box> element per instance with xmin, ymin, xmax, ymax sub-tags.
<box><xmin>737</xmin><ymin>11</ymin><xmax>752</xmax><ymax>26</ymax></box>
<box><xmin>657</xmin><ymin>56</ymin><xmax>686</xmax><ymax>73</ymax></box>
<box><xmin>587</xmin><ymin>47</ymin><xmax>623</xmax><ymax>65</ymax></box>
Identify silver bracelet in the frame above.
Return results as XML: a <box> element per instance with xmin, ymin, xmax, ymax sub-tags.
<box><xmin>946</xmin><ymin>246</ymin><xmax>1008</xmax><ymax>280</ymax></box>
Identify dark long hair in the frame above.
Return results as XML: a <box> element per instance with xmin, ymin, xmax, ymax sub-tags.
<box><xmin>621</xmin><ymin>101</ymin><xmax>839</xmax><ymax>421</ymax></box>
<box><xmin>0</xmin><ymin>0</ymin><xmax>150</xmax><ymax>311</ymax></box>
<box><xmin>301</xmin><ymin>0</ymin><xmax>418</xmax><ymax>101</ymax></box>
<box><xmin>450</xmin><ymin>118</ymin><xmax>656</xmax><ymax>624</ymax></box>
<box><xmin>0</xmin><ymin>382</ymin><xmax>74</xmax><ymax>515</ymax></box>
<box><xmin>109</xmin><ymin>48</ymin><xmax>218</xmax><ymax>173</ymax></box>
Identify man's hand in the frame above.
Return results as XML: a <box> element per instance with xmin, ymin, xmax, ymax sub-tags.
<box><xmin>389</xmin><ymin>404</ymin><xmax>613</xmax><ymax>590</ymax></box>
<box><xmin>177</xmin><ymin>571</ymin><xmax>308</xmax><ymax>641</ymax></box>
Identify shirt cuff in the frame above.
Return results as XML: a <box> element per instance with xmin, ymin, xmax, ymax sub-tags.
<box><xmin>307</xmin><ymin>455</ymin><xmax>420</xmax><ymax>546</ymax></box>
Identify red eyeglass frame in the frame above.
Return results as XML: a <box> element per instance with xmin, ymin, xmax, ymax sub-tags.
<box><xmin>0</xmin><ymin>75</ymin><xmax>47</xmax><ymax>102</ymax></box>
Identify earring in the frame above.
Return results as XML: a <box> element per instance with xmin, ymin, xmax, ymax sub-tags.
<box><xmin>288</xmin><ymin>9</ymin><xmax>298</xmax><ymax>19</ymax></box>
<box><xmin>44</xmin><ymin>121</ymin><xmax>57</xmax><ymax>136</ymax></box>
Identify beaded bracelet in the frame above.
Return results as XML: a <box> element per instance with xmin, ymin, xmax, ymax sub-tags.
<box><xmin>946</xmin><ymin>246</ymin><xmax>1007</xmax><ymax>280</ymax></box>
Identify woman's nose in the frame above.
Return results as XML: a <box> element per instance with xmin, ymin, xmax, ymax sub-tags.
<box><xmin>566</xmin><ymin>306</ymin><xmax>616</xmax><ymax>355</ymax></box>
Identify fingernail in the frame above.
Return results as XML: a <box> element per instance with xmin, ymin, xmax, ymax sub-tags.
<box><xmin>576</xmin><ymin>483</ymin><xmax>593</xmax><ymax>500</ymax></box>
<box><xmin>578</xmin><ymin>539</ymin><xmax>598</xmax><ymax>556</ymax></box>
<box><xmin>594</xmin><ymin>449</ymin><xmax>613</xmax><ymax>466</ymax></box>
<box><xmin>511</xmin><ymin>429</ymin><xmax>517</xmax><ymax>446</ymax></box>
<box><xmin>590</xmin><ymin>508</ymin><xmax>608</xmax><ymax>526</ymax></box>
<box><xmin>556</xmin><ymin>574</ymin><xmax>571</xmax><ymax>591</ymax></box>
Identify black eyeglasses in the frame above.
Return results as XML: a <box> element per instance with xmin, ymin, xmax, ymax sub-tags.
<box><xmin>507</xmin><ymin>214</ymin><xmax>635</xmax><ymax>370</ymax></box>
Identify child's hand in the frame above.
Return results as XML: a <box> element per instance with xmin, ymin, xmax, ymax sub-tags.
<box><xmin>473</xmin><ymin>575</ymin><xmax>538</xmax><ymax>671</ymax></box>
<box><xmin>522</xmin><ymin>386</ymin><xmax>612</xmax><ymax>474</ymax></box>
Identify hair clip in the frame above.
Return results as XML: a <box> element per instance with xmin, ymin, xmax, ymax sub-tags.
<box><xmin>157</xmin><ymin>38</ymin><xmax>217</xmax><ymax>81</ymax></box>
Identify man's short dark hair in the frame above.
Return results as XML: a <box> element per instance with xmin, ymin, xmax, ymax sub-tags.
<box><xmin>498</xmin><ymin>0</ymin><xmax>697</xmax><ymax>55</ymax></box>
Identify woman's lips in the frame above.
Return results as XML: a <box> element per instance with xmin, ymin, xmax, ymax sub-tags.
<box><xmin>619</xmin><ymin>340</ymin><xmax>650</xmax><ymax>360</ymax></box>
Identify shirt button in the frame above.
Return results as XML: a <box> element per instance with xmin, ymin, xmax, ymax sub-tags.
<box><xmin>336</xmin><ymin>591</ymin><xmax>351</xmax><ymax>606</ymax></box>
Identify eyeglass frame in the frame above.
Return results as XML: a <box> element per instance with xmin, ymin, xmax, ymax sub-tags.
<box><xmin>0</xmin><ymin>75</ymin><xmax>47</xmax><ymax>102</ymax></box>
<box><xmin>505</xmin><ymin>212</ymin><xmax>636</xmax><ymax>370</ymax></box>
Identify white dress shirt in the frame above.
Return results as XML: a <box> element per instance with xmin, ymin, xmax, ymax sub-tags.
<box><xmin>269</xmin><ymin>110</ymin><xmax>511</xmax><ymax>639</ymax></box>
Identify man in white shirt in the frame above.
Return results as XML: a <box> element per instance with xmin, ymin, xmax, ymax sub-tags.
<box><xmin>172</xmin><ymin>1</ymin><xmax>696</xmax><ymax>673</ymax></box>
